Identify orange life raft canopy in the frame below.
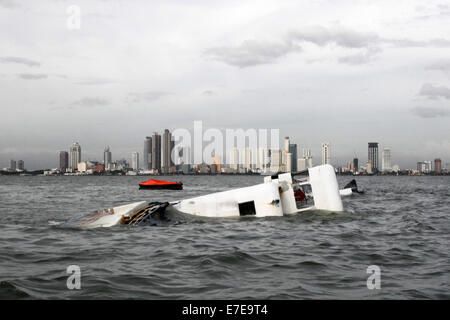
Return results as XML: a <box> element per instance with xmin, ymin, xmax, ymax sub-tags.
<box><xmin>139</xmin><ymin>178</ymin><xmax>183</xmax><ymax>190</ymax></box>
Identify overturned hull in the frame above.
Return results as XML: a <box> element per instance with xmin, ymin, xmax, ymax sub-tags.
<box><xmin>63</xmin><ymin>165</ymin><xmax>347</xmax><ymax>228</ymax></box>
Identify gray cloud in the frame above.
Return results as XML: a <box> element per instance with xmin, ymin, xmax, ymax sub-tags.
<box><xmin>204</xmin><ymin>39</ymin><xmax>302</xmax><ymax>68</ymax></box>
<box><xmin>205</xmin><ymin>25</ymin><xmax>450</xmax><ymax>68</ymax></box>
<box><xmin>426</xmin><ymin>60</ymin><xmax>450</xmax><ymax>73</ymax></box>
<box><xmin>1</xmin><ymin>56</ymin><xmax>40</xmax><ymax>67</ymax></box>
<box><xmin>338</xmin><ymin>46</ymin><xmax>383</xmax><ymax>65</ymax></box>
<box><xmin>18</xmin><ymin>73</ymin><xmax>47</xmax><ymax>80</ymax></box>
<box><xmin>0</xmin><ymin>0</ymin><xmax>19</xmax><ymax>9</ymax></box>
<box><xmin>419</xmin><ymin>83</ymin><xmax>450</xmax><ymax>100</ymax></box>
<box><xmin>74</xmin><ymin>78</ymin><xmax>117</xmax><ymax>85</ymax></box>
<box><xmin>70</xmin><ymin>97</ymin><xmax>110</xmax><ymax>108</ymax></box>
<box><xmin>202</xmin><ymin>90</ymin><xmax>215</xmax><ymax>96</ymax></box>
<box><xmin>411</xmin><ymin>106</ymin><xmax>450</xmax><ymax>118</ymax></box>
<box><xmin>126</xmin><ymin>91</ymin><xmax>172</xmax><ymax>103</ymax></box>
<box><xmin>287</xmin><ymin>26</ymin><xmax>379</xmax><ymax>48</ymax></box>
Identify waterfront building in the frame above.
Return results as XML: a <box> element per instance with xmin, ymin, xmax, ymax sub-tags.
<box><xmin>9</xmin><ymin>159</ymin><xmax>16</xmax><ymax>171</ymax></box>
<box><xmin>212</xmin><ymin>156</ymin><xmax>221</xmax><ymax>172</ymax></box>
<box><xmin>297</xmin><ymin>158</ymin><xmax>306</xmax><ymax>171</ymax></box>
<box><xmin>289</xmin><ymin>144</ymin><xmax>297</xmax><ymax>172</ymax></box>
<box><xmin>104</xmin><ymin>146</ymin><xmax>112</xmax><ymax>171</ymax></box>
<box><xmin>270</xmin><ymin>149</ymin><xmax>282</xmax><ymax>172</ymax></box>
<box><xmin>143</xmin><ymin>136</ymin><xmax>152</xmax><ymax>170</ymax></box>
<box><xmin>417</xmin><ymin>161</ymin><xmax>432</xmax><ymax>173</ymax></box>
<box><xmin>162</xmin><ymin>129</ymin><xmax>174</xmax><ymax>174</ymax></box>
<box><xmin>353</xmin><ymin>158</ymin><xmax>359</xmax><ymax>173</ymax></box>
<box><xmin>286</xmin><ymin>153</ymin><xmax>292</xmax><ymax>172</ymax></box>
<box><xmin>381</xmin><ymin>147</ymin><xmax>391</xmax><ymax>172</ymax></box>
<box><xmin>131</xmin><ymin>152</ymin><xmax>139</xmax><ymax>171</ymax></box>
<box><xmin>368</xmin><ymin>142</ymin><xmax>379</xmax><ymax>173</ymax></box>
<box><xmin>17</xmin><ymin>160</ymin><xmax>24</xmax><ymax>171</ymax></box>
<box><xmin>70</xmin><ymin>142</ymin><xmax>81</xmax><ymax>171</ymax></box>
<box><xmin>434</xmin><ymin>158</ymin><xmax>442</xmax><ymax>173</ymax></box>
<box><xmin>59</xmin><ymin>151</ymin><xmax>69</xmax><ymax>172</ymax></box>
<box><xmin>321</xmin><ymin>142</ymin><xmax>330</xmax><ymax>165</ymax></box>
<box><xmin>151</xmin><ymin>132</ymin><xmax>161</xmax><ymax>173</ymax></box>
<box><xmin>230</xmin><ymin>148</ymin><xmax>239</xmax><ymax>171</ymax></box>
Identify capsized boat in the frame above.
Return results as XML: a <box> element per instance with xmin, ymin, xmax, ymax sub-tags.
<box><xmin>63</xmin><ymin>165</ymin><xmax>353</xmax><ymax>228</ymax></box>
<box><xmin>139</xmin><ymin>178</ymin><xmax>183</xmax><ymax>190</ymax></box>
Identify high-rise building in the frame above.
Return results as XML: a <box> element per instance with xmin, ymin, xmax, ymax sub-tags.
<box><xmin>162</xmin><ymin>129</ymin><xmax>174</xmax><ymax>174</ymax></box>
<box><xmin>368</xmin><ymin>142</ymin><xmax>379</xmax><ymax>173</ymax></box>
<box><xmin>230</xmin><ymin>148</ymin><xmax>239</xmax><ymax>171</ymax></box>
<box><xmin>131</xmin><ymin>152</ymin><xmax>139</xmax><ymax>171</ymax></box>
<box><xmin>381</xmin><ymin>147</ymin><xmax>391</xmax><ymax>172</ymax></box>
<box><xmin>59</xmin><ymin>151</ymin><xmax>69</xmax><ymax>172</ymax></box>
<box><xmin>417</xmin><ymin>161</ymin><xmax>432</xmax><ymax>173</ymax></box>
<box><xmin>9</xmin><ymin>159</ymin><xmax>16</xmax><ymax>171</ymax></box>
<box><xmin>284</xmin><ymin>137</ymin><xmax>290</xmax><ymax>153</ymax></box>
<box><xmin>151</xmin><ymin>132</ymin><xmax>161</xmax><ymax>172</ymax></box>
<box><xmin>353</xmin><ymin>158</ymin><xmax>359</xmax><ymax>173</ymax></box>
<box><xmin>297</xmin><ymin>158</ymin><xmax>306</xmax><ymax>171</ymax></box>
<box><xmin>286</xmin><ymin>152</ymin><xmax>292</xmax><ymax>172</ymax></box>
<box><xmin>321</xmin><ymin>142</ymin><xmax>330</xmax><ymax>165</ymax></box>
<box><xmin>70</xmin><ymin>142</ymin><xmax>81</xmax><ymax>170</ymax></box>
<box><xmin>434</xmin><ymin>158</ymin><xmax>442</xmax><ymax>173</ymax></box>
<box><xmin>212</xmin><ymin>156</ymin><xmax>221</xmax><ymax>172</ymax></box>
<box><xmin>143</xmin><ymin>136</ymin><xmax>152</xmax><ymax>170</ymax></box>
<box><xmin>17</xmin><ymin>160</ymin><xmax>24</xmax><ymax>171</ymax></box>
<box><xmin>289</xmin><ymin>144</ymin><xmax>297</xmax><ymax>172</ymax></box>
<box><xmin>270</xmin><ymin>149</ymin><xmax>282</xmax><ymax>172</ymax></box>
<box><xmin>104</xmin><ymin>146</ymin><xmax>112</xmax><ymax>171</ymax></box>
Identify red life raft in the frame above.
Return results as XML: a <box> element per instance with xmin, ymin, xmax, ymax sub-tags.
<box><xmin>138</xmin><ymin>178</ymin><xmax>183</xmax><ymax>190</ymax></box>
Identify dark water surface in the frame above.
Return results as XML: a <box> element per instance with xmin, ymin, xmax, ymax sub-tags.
<box><xmin>0</xmin><ymin>175</ymin><xmax>448</xmax><ymax>299</ymax></box>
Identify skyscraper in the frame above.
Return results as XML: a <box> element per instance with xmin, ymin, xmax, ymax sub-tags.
<box><xmin>381</xmin><ymin>147</ymin><xmax>391</xmax><ymax>172</ymax></box>
<box><xmin>59</xmin><ymin>151</ymin><xmax>69</xmax><ymax>172</ymax></box>
<box><xmin>17</xmin><ymin>160</ymin><xmax>24</xmax><ymax>171</ymax></box>
<box><xmin>286</xmin><ymin>153</ymin><xmax>292</xmax><ymax>172</ymax></box>
<box><xmin>321</xmin><ymin>142</ymin><xmax>330</xmax><ymax>165</ymax></box>
<box><xmin>230</xmin><ymin>148</ymin><xmax>239</xmax><ymax>171</ymax></box>
<box><xmin>70</xmin><ymin>142</ymin><xmax>81</xmax><ymax>170</ymax></box>
<box><xmin>9</xmin><ymin>160</ymin><xmax>16</xmax><ymax>171</ymax></box>
<box><xmin>143</xmin><ymin>136</ymin><xmax>152</xmax><ymax>170</ymax></box>
<box><xmin>289</xmin><ymin>144</ymin><xmax>297</xmax><ymax>172</ymax></box>
<box><xmin>162</xmin><ymin>129</ymin><xmax>174</xmax><ymax>174</ymax></box>
<box><xmin>434</xmin><ymin>158</ymin><xmax>442</xmax><ymax>173</ymax></box>
<box><xmin>131</xmin><ymin>152</ymin><xmax>139</xmax><ymax>171</ymax></box>
<box><xmin>270</xmin><ymin>149</ymin><xmax>282</xmax><ymax>172</ymax></box>
<box><xmin>152</xmin><ymin>132</ymin><xmax>161</xmax><ymax>172</ymax></box>
<box><xmin>353</xmin><ymin>158</ymin><xmax>359</xmax><ymax>173</ymax></box>
<box><xmin>104</xmin><ymin>146</ymin><xmax>112</xmax><ymax>170</ymax></box>
<box><xmin>368</xmin><ymin>142</ymin><xmax>379</xmax><ymax>173</ymax></box>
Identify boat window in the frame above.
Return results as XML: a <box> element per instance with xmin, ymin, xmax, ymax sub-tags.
<box><xmin>238</xmin><ymin>201</ymin><xmax>256</xmax><ymax>216</ymax></box>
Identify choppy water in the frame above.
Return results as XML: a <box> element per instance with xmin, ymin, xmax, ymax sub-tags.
<box><xmin>0</xmin><ymin>175</ymin><xmax>448</xmax><ymax>299</ymax></box>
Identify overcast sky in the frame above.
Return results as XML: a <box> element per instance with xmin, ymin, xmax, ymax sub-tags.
<box><xmin>1</xmin><ymin>0</ymin><xmax>449</xmax><ymax>170</ymax></box>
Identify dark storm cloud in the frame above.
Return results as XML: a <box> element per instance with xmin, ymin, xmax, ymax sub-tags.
<box><xmin>1</xmin><ymin>56</ymin><xmax>40</xmax><ymax>67</ymax></box>
<box><xmin>411</xmin><ymin>106</ymin><xmax>450</xmax><ymax>118</ymax></box>
<box><xmin>18</xmin><ymin>73</ymin><xmax>47</xmax><ymax>80</ymax></box>
<box><xmin>69</xmin><ymin>97</ymin><xmax>110</xmax><ymax>108</ymax></box>
<box><xmin>126</xmin><ymin>91</ymin><xmax>172</xmax><ymax>103</ymax></box>
<box><xmin>419</xmin><ymin>83</ymin><xmax>450</xmax><ymax>100</ymax></box>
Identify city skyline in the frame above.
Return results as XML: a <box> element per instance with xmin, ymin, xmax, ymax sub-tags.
<box><xmin>1</xmin><ymin>1</ymin><xmax>450</xmax><ymax>169</ymax></box>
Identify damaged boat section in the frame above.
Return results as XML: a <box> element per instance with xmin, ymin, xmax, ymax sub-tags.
<box><xmin>63</xmin><ymin>164</ymin><xmax>351</xmax><ymax>228</ymax></box>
